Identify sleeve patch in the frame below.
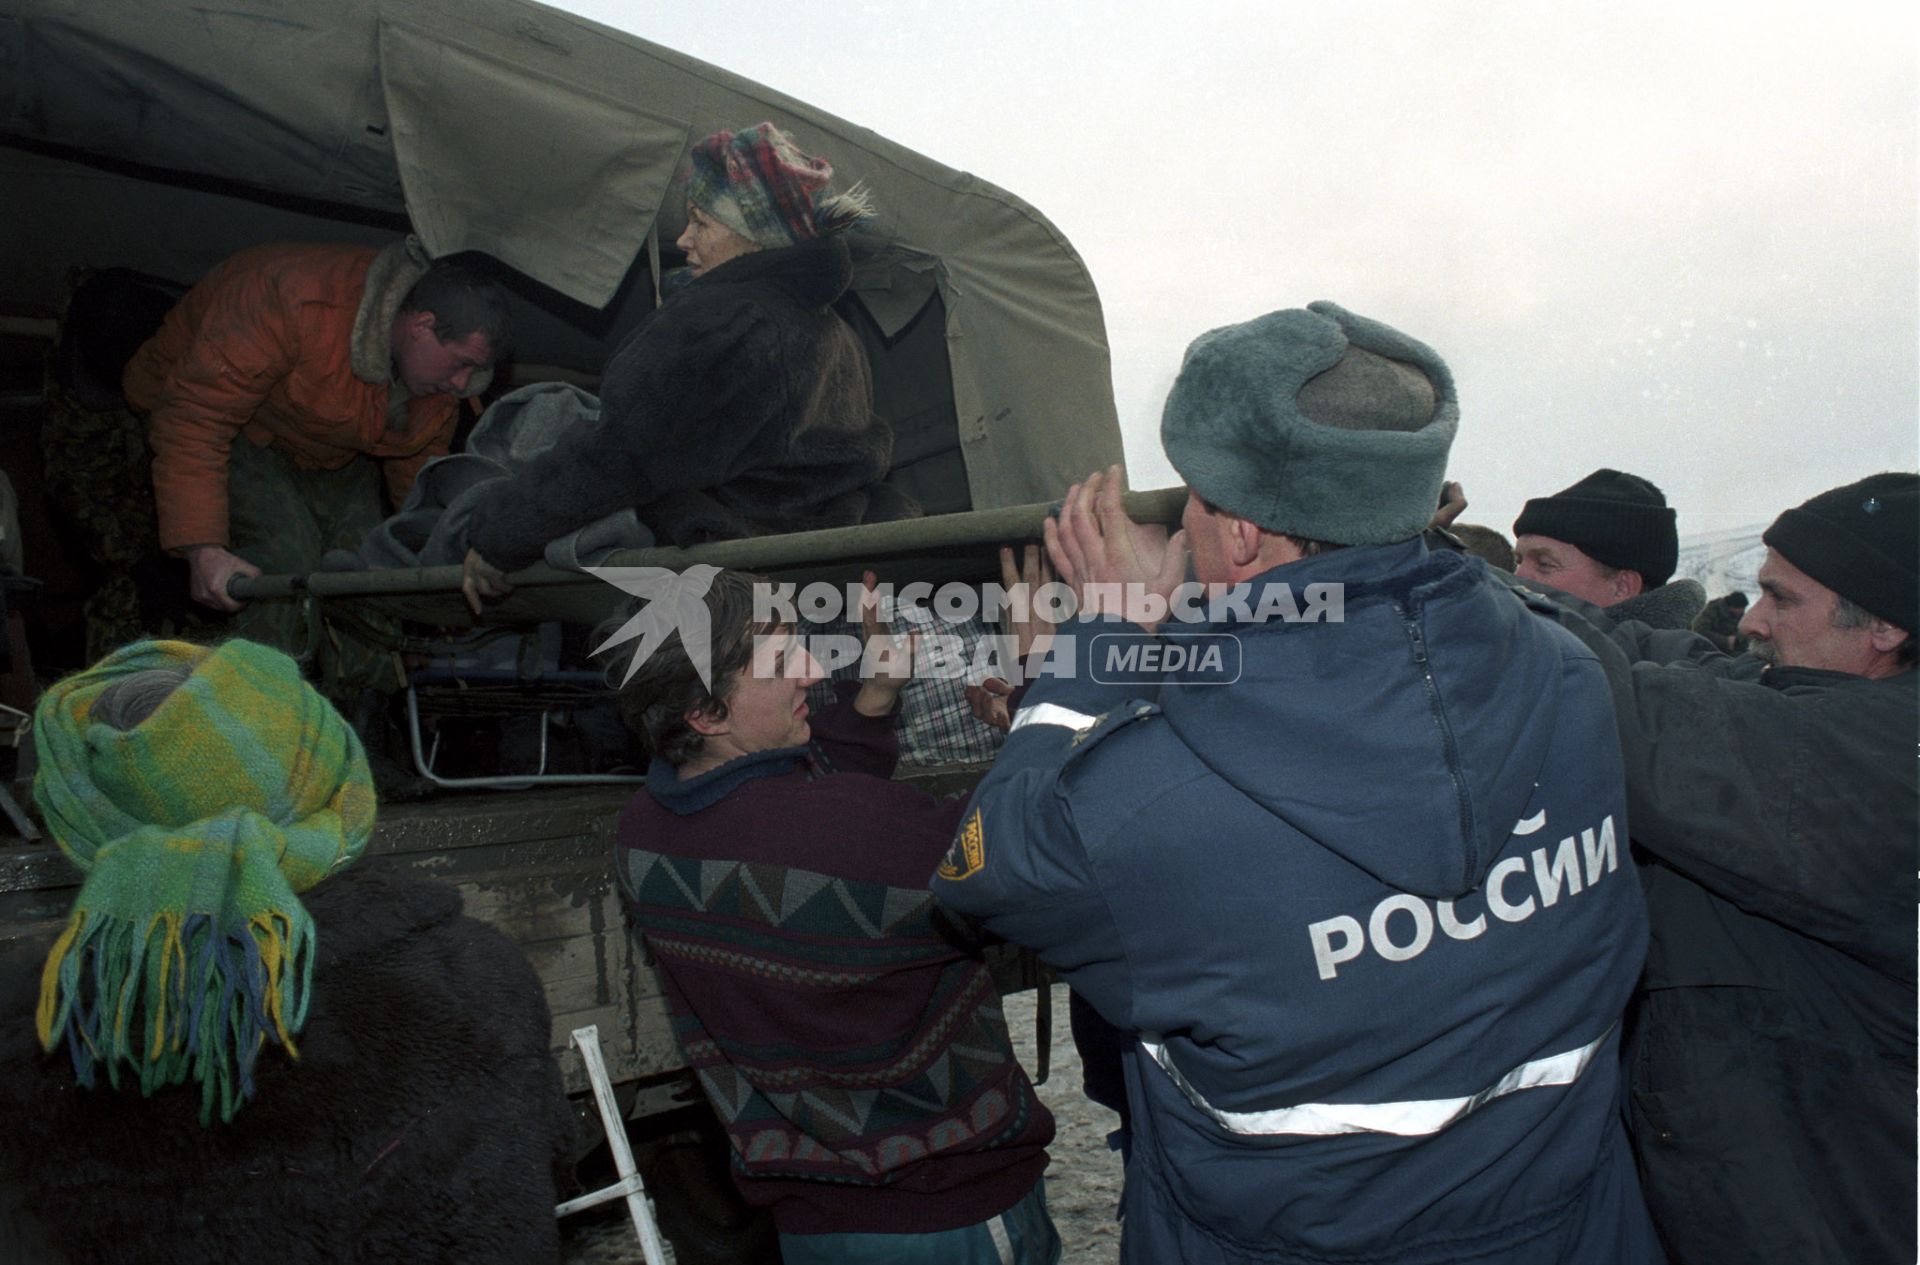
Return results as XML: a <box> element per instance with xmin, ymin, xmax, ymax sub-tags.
<box><xmin>936</xmin><ymin>808</ymin><xmax>987</xmax><ymax>881</ymax></box>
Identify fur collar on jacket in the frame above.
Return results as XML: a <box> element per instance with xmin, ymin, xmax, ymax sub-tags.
<box><xmin>1607</xmin><ymin>577</ymin><xmax>1707</xmax><ymax>630</ymax></box>
<box><xmin>350</xmin><ymin>236</ymin><xmax>494</xmax><ymax>397</ymax></box>
<box><xmin>683</xmin><ymin>233</ymin><xmax>854</xmax><ymax>310</ymax></box>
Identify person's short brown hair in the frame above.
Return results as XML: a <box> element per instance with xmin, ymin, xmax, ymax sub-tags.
<box><xmin>605</xmin><ymin>570</ymin><xmax>778</xmax><ymax>767</ymax></box>
<box><xmin>400</xmin><ymin>256</ymin><xmax>511</xmax><ymax>354</ymax></box>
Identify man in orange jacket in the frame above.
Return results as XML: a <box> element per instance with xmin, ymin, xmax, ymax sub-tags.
<box><xmin>123</xmin><ymin>238</ymin><xmax>507</xmax><ymax>683</ymax></box>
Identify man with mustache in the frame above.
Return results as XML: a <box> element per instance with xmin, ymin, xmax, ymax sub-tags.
<box><xmin>1554</xmin><ymin>472</ymin><xmax>1917</xmax><ymax>1265</ymax></box>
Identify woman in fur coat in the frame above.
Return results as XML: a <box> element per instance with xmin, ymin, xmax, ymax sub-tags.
<box><xmin>461</xmin><ymin>123</ymin><xmax>908</xmax><ymax>612</ymax></box>
<box><xmin>0</xmin><ymin>639</ymin><xmax>575</xmax><ymax>1264</ymax></box>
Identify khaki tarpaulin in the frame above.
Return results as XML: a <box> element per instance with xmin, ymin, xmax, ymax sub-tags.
<box><xmin>2</xmin><ymin>0</ymin><xmax>1123</xmax><ymax>509</ymax></box>
<box><xmin>379</xmin><ymin>20</ymin><xmax>686</xmax><ymax>308</ymax></box>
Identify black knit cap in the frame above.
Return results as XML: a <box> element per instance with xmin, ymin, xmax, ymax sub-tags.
<box><xmin>1512</xmin><ymin>468</ymin><xmax>1678</xmax><ymax>587</ymax></box>
<box><xmin>1761</xmin><ymin>472</ymin><xmax>1919</xmax><ymax>632</ymax></box>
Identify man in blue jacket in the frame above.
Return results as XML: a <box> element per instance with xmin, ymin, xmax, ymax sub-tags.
<box><xmin>932</xmin><ymin>302</ymin><xmax>1663</xmax><ymax>1264</ymax></box>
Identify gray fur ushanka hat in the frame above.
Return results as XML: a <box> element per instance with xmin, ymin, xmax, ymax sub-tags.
<box><xmin>1161</xmin><ymin>301</ymin><xmax>1458</xmax><ymax>545</ymax></box>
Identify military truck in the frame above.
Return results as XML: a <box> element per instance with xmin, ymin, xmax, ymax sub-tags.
<box><xmin>0</xmin><ymin>1</ymin><xmax>1155</xmax><ymax>1249</ymax></box>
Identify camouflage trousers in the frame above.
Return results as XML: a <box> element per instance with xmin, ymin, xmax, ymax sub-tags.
<box><xmin>39</xmin><ymin>380</ymin><xmax>163</xmax><ymax>665</ymax></box>
<box><xmin>41</xmin><ymin>378</ymin><xmax>400</xmax><ymax>695</ymax></box>
<box><xmin>224</xmin><ymin>438</ymin><xmax>401</xmax><ymax>696</ymax></box>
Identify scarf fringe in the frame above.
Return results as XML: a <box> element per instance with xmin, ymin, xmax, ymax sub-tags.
<box><xmin>36</xmin><ymin>906</ymin><xmax>316</xmax><ymax>1124</ymax></box>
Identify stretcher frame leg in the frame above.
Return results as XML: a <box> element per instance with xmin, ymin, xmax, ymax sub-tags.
<box><xmin>556</xmin><ymin>1024</ymin><xmax>672</xmax><ymax>1265</ymax></box>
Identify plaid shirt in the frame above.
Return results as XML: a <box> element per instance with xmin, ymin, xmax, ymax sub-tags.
<box><xmin>800</xmin><ymin>608</ymin><xmax>1008</xmax><ymax>766</ymax></box>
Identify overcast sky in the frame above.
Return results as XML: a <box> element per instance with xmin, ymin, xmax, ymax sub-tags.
<box><xmin>559</xmin><ymin>0</ymin><xmax>1916</xmax><ymax>540</ymax></box>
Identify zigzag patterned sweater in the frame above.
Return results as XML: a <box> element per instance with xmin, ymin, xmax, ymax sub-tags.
<box><xmin>615</xmin><ymin>687</ymin><xmax>1054</xmax><ymax>1235</ymax></box>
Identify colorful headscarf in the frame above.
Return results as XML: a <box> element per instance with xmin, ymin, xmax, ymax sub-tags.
<box><xmin>31</xmin><ymin>639</ymin><xmax>376</xmax><ymax>1123</ymax></box>
<box><xmin>686</xmin><ymin>122</ymin><xmax>874</xmax><ymax>248</ymax></box>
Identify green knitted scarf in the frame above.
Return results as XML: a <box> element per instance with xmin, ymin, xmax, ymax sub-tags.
<box><xmin>32</xmin><ymin>639</ymin><xmax>376</xmax><ymax>1124</ymax></box>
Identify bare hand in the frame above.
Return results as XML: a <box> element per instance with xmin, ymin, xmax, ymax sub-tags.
<box><xmin>1430</xmin><ymin>481</ymin><xmax>1468</xmax><ymax>530</ymax></box>
<box><xmin>961</xmin><ymin>546</ymin><xmax>1054</xmax><ymax>733</ymax></box>
<box><xmin>965</xmin><ymin>676</ymin><xmax>1017</xmax><ymax>733</ymax></box>
<box><xmin>186</xmin><ymin>546</ymin><xmax>260</xmax><ymax>612</ymax></box>
<box><xmin>1000</xmin><ymin>543</ymin><xmax>1059</xmax><ymax>662</ymax></box>
<box><xmin>1042</xmin><ymin>464</ymin><xmax>1188</xmax><ymax>632</ymax></box>
<box><xmin>461</xmin><ymin>548</ymin><xmax>512</xmax><ymax>615</ymax></box>
<box><xmin>854</xmin><ymin>568</ymin><xmax>914</xmax><ymax>716</ymax></box>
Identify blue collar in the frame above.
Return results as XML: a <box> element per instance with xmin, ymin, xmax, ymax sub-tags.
<box><xmin>646</xmin><ymin>742</ymin><xmax>814</xmax><ymax>815</ymax></box>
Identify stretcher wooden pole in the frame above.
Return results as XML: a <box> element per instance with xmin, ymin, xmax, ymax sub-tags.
<box><xmin>227</xmin><ymin>488</ymin><xmax>1189</xmax><ymax>605</ymax></box>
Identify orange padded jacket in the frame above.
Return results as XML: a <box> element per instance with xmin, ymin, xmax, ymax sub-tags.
<box><xmin>123</xmin><ymin>242</ymin><xmax>462</xmax><ymax>551</ymax></box>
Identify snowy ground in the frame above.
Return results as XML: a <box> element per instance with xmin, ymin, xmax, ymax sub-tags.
<box><xmin>562</xmin><ymin>983</ymin><xmax>1124</xmax><ymax>1264</ymax></box>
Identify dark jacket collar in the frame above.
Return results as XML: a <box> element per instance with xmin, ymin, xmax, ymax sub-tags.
<box><xmin>1605</xmin><ymin>577</ymin><xmax>1706</xmax><ymax>630</ymax></box>
<box><xmin>646</xmin><ymin>742</ymin><xmax>813</xmax><ymax>815</ymax></box>
<box><xmin>1760</xmin><ymin>663</ymin><xmax>1920</xmax><ymax>693</ymax></box>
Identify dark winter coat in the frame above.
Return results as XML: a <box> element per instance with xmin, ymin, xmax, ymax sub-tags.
<box><xmin>934</xmin><ymin>543</ymin><xmax>1663</xmax><ymax>1264</ymax></box>
<box><xmin>1555</xmin><ymin>616</ymin><xmax>1917</xmax><ymax>1265</ymax></box>
<box><xmin>1687</xmin><ymin>596</ymin><xmax>1748</xmax><ymax>653</ymax></box>
<box><xmin>468</xmin><ymin>236</ymin><xmax>895</xmax><ymax>568</ymax></box>
<box><xmin>0</xmin><ymin>866</ymin><xmax>575</xmax><ymax>1265</ymax></box>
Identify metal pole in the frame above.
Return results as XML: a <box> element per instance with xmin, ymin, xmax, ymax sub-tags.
<box><xmin>402</xmin><ymin>688</ymin><xmax>644</xmax><ymax>790</ymax></box>
<box><xmin>561</xmin><ymin>1025</ymin><xmax>671</xmax><ymax>1265</ymax></box>
<box><xmin>228</xmin><ymin>489</ymin><xmax>1190</xmax><ymax>604</ymax></box>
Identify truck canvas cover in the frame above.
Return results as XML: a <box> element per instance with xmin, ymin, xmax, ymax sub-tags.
<box><xmin>2</xmin><ymin>0</ymin><xmax>1123</xmax><ymax>519</ymax></box>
